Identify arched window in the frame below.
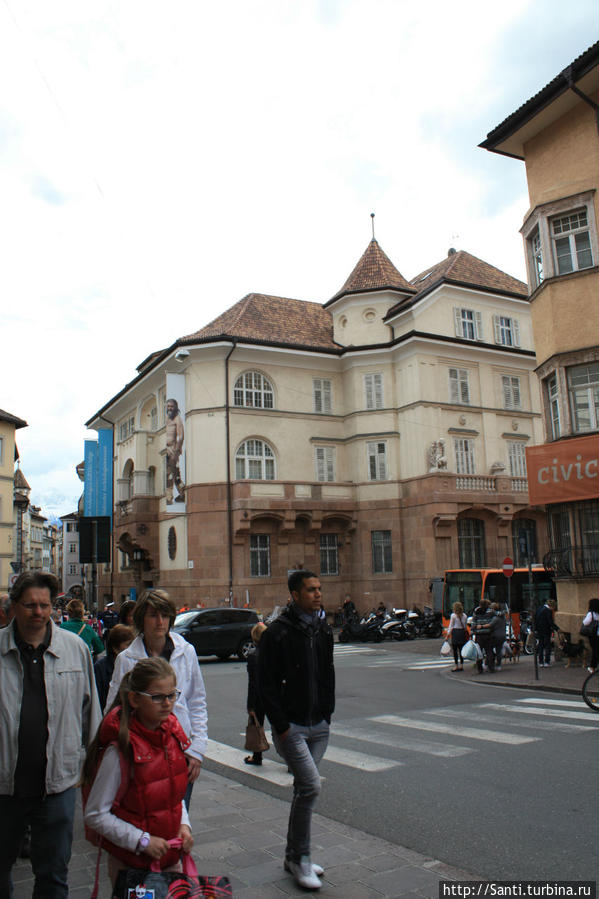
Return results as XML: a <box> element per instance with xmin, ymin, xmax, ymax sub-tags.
<box><xmin>235</xmin><ymin>439</ymin><xmax>275</xmax><ymax>480</ymax></box>
<box><xmin>458</xmin><ymin>518</ymin><xmax>486</xmax><ymax>568</ymax></box>
<box><xmin>512</xmin><ymin>519</ymin><xmax>537</xmax><ymax>565</ymax></box>
<box><xmin>233</xmin><ymin>372</ymin><xmax>274</xmax><ymax>409</ymax></box>
<box><xmin>122</xmin><ymin>459</ymin><xmax>134</xmax><ymax>501</ymax></box>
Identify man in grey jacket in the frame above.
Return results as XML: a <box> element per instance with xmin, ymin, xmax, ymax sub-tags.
<box><xmin>0</xmin><ymin>571</ymin><xmax>101</xmax><ymax>898</ymax></box>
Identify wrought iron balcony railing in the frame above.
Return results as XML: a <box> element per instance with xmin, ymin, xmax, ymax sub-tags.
<box><xmin>543</xmin><ymin>545</ymin><xmax>599</xmax><ymax>579</ymax></box>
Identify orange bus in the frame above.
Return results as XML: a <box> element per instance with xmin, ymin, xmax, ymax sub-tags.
<box><xmin>442</xmin><ymin>566</ymin><xmax>555</xmax><ymax>627</ymax></box>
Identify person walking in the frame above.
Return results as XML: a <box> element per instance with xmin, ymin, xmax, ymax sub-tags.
<box><xmin>535</xmin><ymin>599</ymin><xmax>556</xmax><ymax>667</ymax></box>
<box><xmin>472</xmin><ymin>598</ymin><xmax>495</xmax><ymax>673</ymax></box>
<box><xmin>105</xmin><ymin>589</ymin><xmax>207</xmax><ymax>808</ymax></box>
<box><xmin>93</xmin><ymin>623</ymin><xmax>135</xmax><ymax>711</ymax></box>
<box><xmin>0</xmin><ymin>571</ymin><xmax>101</xmax><ymax>898</ymax></box>
<box><xmin>581</xmin><ymin>598</ymin><xmax>599</xmax><ymax>673</ymax></box>
<box><xmin>446</xmin><ymin>601</ymin><xmax>468</xmax><ymax>671</ymax></box>
<box><xmin>244</xmin><ymin>622</ymin><xmax>268</xmax><ymax>766</ymax></box>
<box><xmin>83</xmin><ymin>658</ymin><xmax>193</xmax><ymax>889</ymax></box>
<box><xmin>61</xmin><ymin>599</ymin><xmax>105</xmax><ymax>659</ymax></box>
<box><xmin>489</xmin><ymin>603</ymin><xmax>507</xmax><ymax>671</ymax></box>
<box><xmin>258</xmin><ymin>570</ymin><xmax>335</xmax><ymax>891</ymax></box>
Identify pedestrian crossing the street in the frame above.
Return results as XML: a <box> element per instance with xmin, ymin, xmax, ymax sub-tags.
<box><xmin>203</xmin><ymin>695</ymin><xmax>599</xmax><ymax>786</ymax></box>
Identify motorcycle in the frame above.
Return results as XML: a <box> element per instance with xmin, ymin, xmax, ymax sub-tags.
<box><xmin>338</xmin><ymin>612</ymin><xmax>384</xmax><ymax>643</ymax></box>
<box><xmin>410</xmin><ymin>606</ymin><xmax>443</xmax><ymax>639</ymax></box>
<box><xmin>379</xmin><ymin>608</ymin><xmax>417</xmax><ymax>641</ymax></box>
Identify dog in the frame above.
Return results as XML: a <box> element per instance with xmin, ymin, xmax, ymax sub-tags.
<box><xmin>556</xmin><ymin>631</ymin><xmax>590</xmax><ymax>668</ymax></box>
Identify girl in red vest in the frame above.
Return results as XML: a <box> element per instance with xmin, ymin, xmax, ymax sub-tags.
<box><xmin>82</xmin><ymin>657</ymin><xmax>193</xmax><ymax>886</ymax></box>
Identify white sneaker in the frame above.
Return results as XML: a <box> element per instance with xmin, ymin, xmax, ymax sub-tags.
<box><xmin>285</xmin><ymin>859</ymin><xmax>324</xmax><ymax>877</ymax></box>
<box><xmin>286</xmin><ymin>856</ymin><xmax>322</xmax><ymax>889</ymax></box>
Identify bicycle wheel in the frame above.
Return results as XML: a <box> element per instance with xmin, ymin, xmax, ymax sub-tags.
<box><xmin>582</xmin><ymin>670</ymin><xmax>599</xmax><ymax>711</ymax></box>
<box><xmin>524</xmin><ymin>631</ymin><xmax>536</xmax><ymax>655</ymax></box>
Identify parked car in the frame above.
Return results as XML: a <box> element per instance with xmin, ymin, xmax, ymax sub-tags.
<box><xmin>172</xmin><ymin>607</ymin><xmax>259</xmax><ymax>660</ymax></box>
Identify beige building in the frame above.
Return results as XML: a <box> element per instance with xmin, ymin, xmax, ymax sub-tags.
<box><xmin>482</xmin><ymin>40</ymin><xmax>599</xmax><ymax>633</ymax></box>
<box><xmin>87</xmin><ymin>240</ymin><xmax>547</xmax><ymax>613</ymax></box>
<box><xmin>0</xmin><ymin>409</ymin><xmax>27</xmax><ymax>590</ymax></box>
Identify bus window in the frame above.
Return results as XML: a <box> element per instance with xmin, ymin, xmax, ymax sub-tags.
<box><xmin>443</xmin><ymin>571</ymin><xmax>482</xmax><ymax>618</ymax></box>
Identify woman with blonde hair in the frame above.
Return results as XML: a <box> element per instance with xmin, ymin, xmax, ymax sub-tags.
<box><xmin>105</xmin><ymin>589</ymin><xmax>207</xmax><ymax>808</ymax></box>
<box><xmin>446</xmin><ymin>601</ymin><xmax>468</xmax><ymax>671</ymax></box>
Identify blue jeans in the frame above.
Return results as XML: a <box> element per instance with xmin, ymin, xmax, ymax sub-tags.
<box><xmin>0</xmin><ymin>788</ymin><xmax>76</xmax><ymax>899</ymax></box>
<box><xmin>273</xmin><ymin>720</ymin><xmax>329</xmax><ymax>862</ymax></box>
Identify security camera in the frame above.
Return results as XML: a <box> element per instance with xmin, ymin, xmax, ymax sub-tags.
<box><xmin>175</xmin><ymin>349</ymin><xmax>190</xmax><ymax>362</ymax></box>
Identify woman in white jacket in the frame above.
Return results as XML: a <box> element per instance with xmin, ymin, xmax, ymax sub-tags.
<box><xmin>582</xmin><ymin>597</ymin><xmax>599</xmax><ymax>673</ymax></box>
<box><xmin>106</xmin><ymin>589</ymin><xmax>207</xmax><ymax>807</ymax></box>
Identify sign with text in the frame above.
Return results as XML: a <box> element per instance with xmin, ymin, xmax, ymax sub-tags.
<box><xmin>84</xmin><ymin>429</ymin><xmax>113</xmax><ymax>522</ymax></box>
<box><xmin>526</xmin><ymin>434</ymin><xmax>599</xmax><ymax>505</ymax></box>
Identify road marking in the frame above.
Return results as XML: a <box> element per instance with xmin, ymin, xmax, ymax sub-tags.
<box><xmin>321</xmin><ymin>745</ymin><xmax>402</xmax><ymax>771</ymax></box>
<box><xmin>425</xmin><ymin>707</ymin><xmax>597</xmax><ymax>733</ymax></box>
<box><xmin>403</xmin><ymin>660</ymin><xmax>453</xmax><ymax>669</ymax></box>
<box><xmin>204</xmin><ymin>739</ymin><xmax>293</xmax><ymax>785</ymax></box>
<box><xmin>516</xmin><ymin>697</ymin><xmax>589</xmax><ymax>709</ymax></box>
<box><xmin>333</xmin><ymin>724</ymin><xmax>473</xmax><ymax>757</ymax></box>
<box><xmin>334</xmin><ymin>645</ymin><xmax>380</xmax><ymax>655</ymax></box>
<box><xmin>479</xmin><ymin>703</ymin><xmax>599</xmax><ymax>722</ymax></box>
<box><xmin>371</xmin><ymin>714</ymin><xmax>540</xmax><ymax>744</ymax></box>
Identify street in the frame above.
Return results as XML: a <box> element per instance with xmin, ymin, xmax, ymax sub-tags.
<box><xmin>200</xmin><ymin>639</ymin><xmax>598</xmax><ymax>883</ymax></box>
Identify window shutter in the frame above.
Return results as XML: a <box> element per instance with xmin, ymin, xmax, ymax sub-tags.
<box><xmin>314</xmin><ymin>380</ymin><xmax>322</xmax><ymax>413</ymax></box>
<box><xmin>512</xmin><ymin>377</ymin><xmax>521</xmax><ymax>408</ymax></box>
<box><xmin>512</xmin><ymin>319</ymin><xmax>521</xmax><ymax>348</ymax></box>
<box><xmin>374</xmin><ymin>373</ymin><xmax>383</xmax><ymax>408</ymax></box>
<box><xmin>502</xmin><ymin>376</ymin><xmax>512</xmax><ymax>409</ymax></box>
<box><xmin>326</xmin><ymin>449</ymin><xmax>334</xmax><ymax>482</ymax></box>
<box><xmin>453</xmin><ymin>307</ymin><xmax>462</xmax><ymax>337</ymax></box>
<box><xmin>475</xmin><ymin>311</ymin><xmax>483</xmax><ymax>341</ymax></box>
<box><xmin>365</xmin><ymin>375</ymin><xmax>374</xmax><ymax>409</ymax></box>
<box><xmin>461</xmin><ymin>372</ymin><xmax>470</xmax><ymax>404</ymax></box>
<box><xmin>493</xmin><ymin>315</ymin><xmax>501</xmax><ymax>344</ymax></box>
<box><xmin>323</xmin><ymin>379</ymin><xmax>332</xmax><ymax>412</ymax></box>
<box><xmin>449</xmin><ymin>369</ymin><xmax>459</xmax><ymax>403</ymax></box>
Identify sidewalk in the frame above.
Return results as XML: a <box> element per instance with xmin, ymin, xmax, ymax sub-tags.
<box><xmin>447</xmin><ymin>650</ymin><xmax>591</xmax><ymax>694</ymax></box>
<box><xmin>12</xmin><ymin>769</ymin><xmax>480</xmax><ymax>899</ymax></box>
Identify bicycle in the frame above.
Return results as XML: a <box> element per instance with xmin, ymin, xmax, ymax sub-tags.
<box><xmin>582</xmin><ymin>669</ymin><xmax>599</xmax><ymax>711</ymax></box>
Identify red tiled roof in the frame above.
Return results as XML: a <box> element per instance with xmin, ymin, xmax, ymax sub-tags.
<box><xmin>14</xmin><ymin>468</ymin><xmax>31</xmax><ymax>490</ymax></box>
<box><xmin>181</xmin><ymin>293</ymin><xmax>338</xmax><ymax>351</ymax></box>
<box><xmin>386</xmin><ymin>250</ymin><xmax>528</xmax><ymax>317</ymax></box>
<box><xmin>328</xmin><ymin>240</ymin><xmax>415</xmax><ymax>303</ymax></box>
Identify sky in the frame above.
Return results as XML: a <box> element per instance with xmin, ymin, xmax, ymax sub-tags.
<box><xmin>0</xmin><ymin>0</ymin><xmax>596</xmax><ymax>519</ymax></box>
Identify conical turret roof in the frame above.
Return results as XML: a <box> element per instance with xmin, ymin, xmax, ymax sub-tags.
<box><xmin>327</xmin><ymin>239</ymin><xmax>416</xmax><ymax>304</ymax></box>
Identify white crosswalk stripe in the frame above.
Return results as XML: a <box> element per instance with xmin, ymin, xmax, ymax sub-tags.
<box><xmin>424</xmin><ymin>706</ymin><xmax>597</xmax><ymax>733</ymax></box>
<box><xmin>334</xmin><ymin>645</ymin><xmax>380</xmax><ymax>655</ymax></box>
<box><xmin>371</xmin><ymin>713</ymin><xmax>540</xmax><ymax>744</ymax></box>
<box><xmin>516</xmin><ymin>697</ymin><xmax>589</xmax><ymax>709</ymax></box>
<box><xmin>333</xmin><ymin>724</ymin><xmax>474</xmax><ymax>757</ymax></box>
<box><xmin>479</xmin><ymin>702</ymin><xmax>599</xmax><ymax>722</ymax></box>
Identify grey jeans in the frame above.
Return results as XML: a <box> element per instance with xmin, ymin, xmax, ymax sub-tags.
<box><xmin>273</xmin><ymin>720</ymin><xmax>330</xmax><ymax>862</ymax></box>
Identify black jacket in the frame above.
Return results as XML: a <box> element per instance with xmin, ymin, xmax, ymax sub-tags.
<box><xmin>246</xmin><ymin>648</ymin><xmax>264</xmax><ymax>720</ymax></box>
<box><xmin>535</xmin><ymin>604</ymin><xmax>554</xmax><ymax>636</ymax></box>
<box><xmin>258</xmin><ymin>603</ymin><xmax>335</xmax><ymax>736</ymax></box>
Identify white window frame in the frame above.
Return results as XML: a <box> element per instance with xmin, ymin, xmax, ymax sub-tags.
<box><xmin>454</xmin><ymin>307</ymin><xmax>482</xmax><ymax>341</ymax></box>
<box><xmin>233</xmin><ymin>372</ymin><xmax>274</xmax><ymax>409</ymax></box>
<box><xmin>502</xmin><ymin>375</ymin><xmax>521</xmax><ymax>410</ymax></box>
<box><xmin>493</xmin><ymin>315</ymin><xmax>520</xmax><ymax>348</ymax></box>
<box><xmin>235</xmin><ymin>439</ymin><xmax>276</xmax><ymax>480</ymax></box>
<box><xmin>250</xmin><ymin>534</ymin><xmax>270</xmax><ymax>577</ymax></box>
<box><xmin>449</xmin><ymin>368</ymin><xmax>470</xmax><ymax>405</ymax></box>
<box><xmin>315</xmin><ymin>446</ymin><xmax>335</xmax><ymax>482</ymax></box>
<box><xmin>454</xmin><ymin>438</ymin><xmax>475</xmax><ymax>475</ymax></box>
<box><xmin>118</xmin><ymin>415</ymin><xmax>135</xmax><ymax>443</ymax></box>
<box><xmin>522</xmin><ymin>191</ymin><xmax>598</xmax><ymax>288</ymax></box>
<box><xmin>68</xmin><ymin>563</ymin><xmax>79</xmax><ymax>576</ymax></box>
<box><xmin>551</xmin><ymin>208</ymin><xmax>594</xmax><ymax>275</ymax></box>
<box><xmin>372</xmin><ymin>530</ymin><xmax>392</xmax><ymax>574</ymax></box>
<box><xmin>508</xmin><ymin>442</ymin><xmax>527</xmax><ymax>477</ymax></box>
<box><xmin>567</xmin><ymin>363</ymin><xmax>599</xmax><ymax>433</ymax></box>
<box><xmin>320</xmin><ymin>534</ymin><xmax>339</xmax><ymax>576</ymax></box>
<box><xmin>364</xmin><ymin>373</ymin><xmax>384</xmax><ymax>410</ymax></box>
<box><xmin>313</xmin><ymin>378</ymin><xmax>332</xmax><ymax>414</ymax></box>
<box><xmin>546</xmin><ymin>372</ymin><xmax>561</xmax><ymax>440</ymax></box>
<box><xmin>367</xmin><ymin>441</ymin><xmax>387</xmax><ymax>481</ymax></box>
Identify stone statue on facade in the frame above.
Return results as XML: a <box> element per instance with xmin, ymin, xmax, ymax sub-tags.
<box><xmin>429</xmin><ymin>438</ymin><xmax>448</xmax><ymax>472</ymax></box>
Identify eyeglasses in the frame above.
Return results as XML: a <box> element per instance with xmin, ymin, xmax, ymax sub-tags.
<box><xmin>136</xmin><ymin>690</ymin><xmax>181</xmax><ymax>704</ymax></box>
<box><xmin>20</xmin><ymin>603</ymin><xmax>52</xmax><ymax>612</ymax></box>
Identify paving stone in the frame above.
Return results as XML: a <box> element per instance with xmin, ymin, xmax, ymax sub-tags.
<box><xmin>323</xmin><ymin>862</ymin><xmax>382</xmax><ymax>885</ymax></box>
<box><xmin>359</xmin><ymin>853</ymin><xmax>406</xmax><ymax>873</ymax></box>
<box><xmin>369</xmin><ymin>865</ymin><xmax>443</xmax><ymax>895</ymax></box>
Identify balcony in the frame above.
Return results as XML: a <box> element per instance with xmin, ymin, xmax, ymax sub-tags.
<box><xmin>544</xmin><ymin>545</ymin><xmax>599</xmax><ymax>579</ymax></box>
<box><xmin>455</xmin><ymin>475</ymin><xmax>528</xmax><ymax>493</ymax></box>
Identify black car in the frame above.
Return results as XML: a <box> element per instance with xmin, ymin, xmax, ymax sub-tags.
<box><xmin>172</xmin><ymin>607</ymin><xmax>259</xmax><ymax>660</ymax></box>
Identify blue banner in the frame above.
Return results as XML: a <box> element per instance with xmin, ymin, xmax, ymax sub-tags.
<box><xmin>84</xmin><ymin>440</ymin><xmax>99</xmax><ymax>517</ymax></box>
<box><xmin>97</xmin><ymin>429</ymin><xmax>113</xmax><ymax>521</ymax></box>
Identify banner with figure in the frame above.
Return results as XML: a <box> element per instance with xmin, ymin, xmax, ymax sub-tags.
<box><xmin>165</xmin><ymin>373</ymin><xmax>186</xmax><ymax>510</ymax></box>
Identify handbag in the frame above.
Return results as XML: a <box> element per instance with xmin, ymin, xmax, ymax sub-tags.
<box><xmin>113</xmin><ymin>840</ymin><xmax>232</xmax><ymax>899</ymax></box>
<box><xmin>440</xmin><ymin>640</ymin><xmax>451</xmax><ymax>656</ymax></box>
<box><xmin>244</xmin><ymin>712</ymin><xmax>269</xmax><ymax>753</ymax></box>
<box><xmin>580</xmin><ymin>618</ymin><xmax>596</xmax><ymax>638</ymax></box>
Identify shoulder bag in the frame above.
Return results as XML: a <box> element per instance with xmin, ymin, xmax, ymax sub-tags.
<box><xmin>244</xmin><ymin>712</ymin><xmax>269</xmax><ymax>753</ymax></box>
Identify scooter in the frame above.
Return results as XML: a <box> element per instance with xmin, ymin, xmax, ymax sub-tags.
<box><xmin>338</xmin><ymin>612</ymin><xmax>384</xmax><ymax>643</ymax></box>
<box><xmin>410</xmin><ymin>606</ymin><xmax>443</xmax><ymax>639</ymax></box>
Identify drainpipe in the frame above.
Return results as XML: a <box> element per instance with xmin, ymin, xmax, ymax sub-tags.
<box><xmin>224</xmin><ymin>341</ymin><xmax>237</xmax><ymax>602</ymax></box>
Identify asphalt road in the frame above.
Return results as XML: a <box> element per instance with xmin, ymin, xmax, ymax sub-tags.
<box><xmin>198</xmin><ymin>638</ymin><xmax>598</xmax><ymax>882</ymax></box>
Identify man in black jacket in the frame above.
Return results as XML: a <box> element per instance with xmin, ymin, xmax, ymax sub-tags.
<box><xmin>258</xmin><ymin>570</ymin><xmax>335</xmax><ymax>891</ymax></box>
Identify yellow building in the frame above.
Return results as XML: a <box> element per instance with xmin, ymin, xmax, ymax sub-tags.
<box><xmin>87</xmin><ymin>239</ymin><xmax>547</xmax><ymax>613</ymax></box>
<box><xmin>482</xmin><ymin>40</ymin><xmax>599</xmax><ymax>633</ymax></box>
<box><xmin>0</xmin><ymin>409</ymin><xmax>27</xmax><ymax>590</ymax></box>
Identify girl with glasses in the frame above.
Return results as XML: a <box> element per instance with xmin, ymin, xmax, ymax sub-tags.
<box><xmin>82</xmin><ymin>658</ymin><xmax>193</xmax><ymax>888</ymax></box>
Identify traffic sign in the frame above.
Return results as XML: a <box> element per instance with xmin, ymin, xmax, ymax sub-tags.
<box><xmin>9</xmin><ymin>573</ymin><xmax>18</xmax><ymax>587</ymax></box>
<box><xmin>502</xmin><ymin>557</ymin><xmax>514</xmax><ymax>578</ymax></box>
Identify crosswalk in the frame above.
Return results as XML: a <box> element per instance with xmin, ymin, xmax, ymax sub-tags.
<box><xmin>334</xmin><ymin>644</ymin><xmax>454</xmax><ymax>670</ymax></box>
<box><xmin>203</xmin><ymin>696</ymin><xmax>599</xmax><ymax>786</ymax></box>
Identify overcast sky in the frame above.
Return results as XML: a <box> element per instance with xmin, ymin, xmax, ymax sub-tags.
<box><xmin>1</xmin><ymin>0</ymin><xmax>596</xmax><ymax>519</ymax></box>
